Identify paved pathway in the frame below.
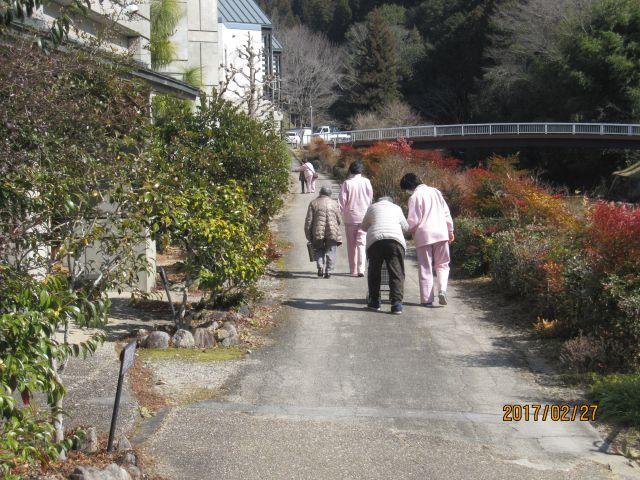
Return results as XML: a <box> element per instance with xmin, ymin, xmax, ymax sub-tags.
<box><xmin>141</xmin><ymin>169</ymin><xmax>636</xmax><ymax>479</ymax></box>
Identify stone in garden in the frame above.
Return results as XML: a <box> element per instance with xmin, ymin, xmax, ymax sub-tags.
<box><xmin>172</xmin><ymin>329</ymin><xmax>195</xmax><ymax>348</ymax></box>
<box><xmin>199</xmin><ymin>320</ymin><xmax>219</xmax><ymax>331</ymax></box>
<box><xmin>238</xmin><ymin>305</ymin><xmax>252</xmax><ymax>317</ymax></box>
<box><xmin>69</xmin><ymin>464</ymin><xmax>131</xmax><ymax>480</ymax></box>
<box><xmin>135</xmin><ymin>329</ymin><xmax>150</xmax><ymax>344</ymax></box>
<box><xmin>222</xmin><ymin>321</ymin><xmax>238</xmax><ymax>338</ymax></box>
<box><xmin>74</xmin><ymin>426</ymin><xmax>98</xmax><ymax>453</ymax></box>
<box><xmin>216</xmin><ymin>328</ymin><xmax>230</xmax><ymax>340</ymax></box>
<box><xmin>117</xmin><ymin>436</ymin><xmax>132</xmax><ymax>452</ymax></box>
<box><xmin>222</xmin><ymin>336</ymin><xmax>238</xmax><ymax>347</ymax></box>
<box><xmin>124</xmin><ymin>465</ymin><xmax>142</xmax><ymax>480</ymax></box>
<box><xmin>225</xmin><ymin>312</ymin><xmax>243</xmax><ymax>323</ymax></box>
<box><xmin>121</xmin><ymin>451</ymin><xmax>137</xmax><ymax>467</ymax></box>
<box><xmin>193</xmin><ymin>327</ymin><xmax>217</xmax><ymax>348</ymax></box>
<box><xmin>104</xmin><ymin>464</ymin><xmax>132</xmax><ymax>480</ymax></box>
<box><xmin>142</xmin><ymin>331</ymin><xmax>170</xmax><ymax>349</ymax></box>
<box><xmin>218</xmin><ymin>321</ymin><xmax>238</xmax><ymax>347</ymax></box>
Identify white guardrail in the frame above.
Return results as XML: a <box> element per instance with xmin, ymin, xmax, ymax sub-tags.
<box><xmin>309</xmin><ymin>123</ymin><xmax>640</xmax><ymax>145</ymax></box>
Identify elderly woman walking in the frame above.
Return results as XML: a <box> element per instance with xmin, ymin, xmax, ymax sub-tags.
<box><xmin>295</xmin><ymin>159</ymin><xmax>317</xmax><ymax>193</ymax></box>
<box><xmin>338</xmin><ymin>160</ymin><xmax>373</xmax><ymax>277</ymax></box>
<box><xmin>305</xmin><ymin>186</ymin><xmax>342</xmax><ymax>278</ymax></box>
<box><xmin>400</xmin><ymin>173</ymin><xmax>454</xmax><ymax>307</ymax></box>
<box><xmin>361</xmin><ymin>196</ymin><xmax>409</xmax><ymax>314</ymax></box>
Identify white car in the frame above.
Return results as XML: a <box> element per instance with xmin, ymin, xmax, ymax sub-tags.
<box><xmin>285</xmin><ymin>131</ymin><xmax>301</xmax><ymax>146</ymax></box>
<box><xmin>314</xmin><ymin>126</ymin><xmax>351</xmax><ymax>142</ymax></box>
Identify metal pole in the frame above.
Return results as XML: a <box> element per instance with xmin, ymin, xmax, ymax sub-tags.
<box><xmin>159</xmin><ymin>267</ymin><xmax>176</xmax><ymax>319</ymax></box>
<box><xmin>107</xmin><ymin>355</ymin><xmax>125</xmax><ymax>452</ymax></box>
<box><xmin>310</xmin><ymin>105</ymin><xmax>313</xmax><ymax>133</ymax></box>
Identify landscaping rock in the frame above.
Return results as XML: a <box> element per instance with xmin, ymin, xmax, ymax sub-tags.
<box><xmin>238</xmin><ymin>305</ymin><xmax>252</xmax><ymax>317</ymax></box>
<box><xmin>69</xmin><ymin>463</ymin><xmax>131</xmax><ymax>480</ymax></box>
<box><xmin>117</xmin><ymin>436</ymin><xmax>132</xmax><ymax>452</ymax></box>
<box><xmin>200</xmin><ymin>320</ymin><xmax>219</xmax><ymax>331</ymax></box>
<box><xmin>171</xmin><ymin>329</ymin><xmax>195</xmax><ymax>348</ymax></box>
<box><xmin>222</xmin><ymin>321</ymin><xmax>238</xmax><ymax>337</ymax></box>
<box><xmin>135</xmin><ymin>329</ymin><xmax>150</xmax><ymax>344</ymax></box>
<box><xmin>216</xmin><ymin>328</ymin><xmax>230</xmax><ymax>340</ymax></box>
<box><xmin>193</xmin><ymin>327</ymin><xmax>217</xmax><ymax>348</ymax></box>
<box><xmin>219</xmin><ymin>322</ymin><xmax>238</xmax><ymax>347</ymax></box>
<box><xmin>121</xmin><ymin>451</ymin><xmax>137</xmax><ymax>467</ymax></box>
<box><xmin>124</xmin><ymin>465</ymin><xmax>142</xmax><ymax>480</ymax></box>
<box><xmin>142</xmin><ymin>331</ymin><xmax>170</xmax><ymax>349</ymax></box>
<box><xmin>74</xmin><ymin>426</ymin><xmax>98</xmax><ymax>454</ymax></box>
<box><xmin>222</xmin><ymin>336</ymin><xmax>238</xmax><ymax>347</ymax></box>
<box><xmin>225</xmin><ymin>312</ymin><xmax>243</xmax><ymax>323</ymax></box>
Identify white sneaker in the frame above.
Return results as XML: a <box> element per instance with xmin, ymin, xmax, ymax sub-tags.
<box><xmin>438</xmin><ymin>291</ymin><xmax>448</xmax><ymax>306</ymax></box>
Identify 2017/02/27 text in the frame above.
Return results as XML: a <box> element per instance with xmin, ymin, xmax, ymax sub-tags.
<box><xmin>502</xmin><ymin>404</ymin><xmax>598</xmax><ymax>422</ymax></box>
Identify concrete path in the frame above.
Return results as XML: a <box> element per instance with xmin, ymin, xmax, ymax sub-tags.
<box><xmin>141</xmin><ymin>169</ymin><xmax>636</xmax><ymax>479</ymax></box>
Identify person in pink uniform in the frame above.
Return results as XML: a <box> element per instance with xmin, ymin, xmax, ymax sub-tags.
<box><xmin>294</xmin><ymin>160</ymin><xmax>316</xmax><ymax>193</ymax></box>
<box><xmin>338</xmin><ymin>160</ymin><xmax>373</xmax><ymax>276</ymax></box>
<box><xmin>400</xmin><ymin>172</ymin><xmax>455</xmax><ymax>306</ymax></box>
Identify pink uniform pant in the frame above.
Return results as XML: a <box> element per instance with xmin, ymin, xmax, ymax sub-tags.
<box><xmin>345</xmin><ymin>223</ymin><xmax>366</xmax><ymax>275</ymax></box>
<box><xmin>305</xmin><ymin>175</ymin><xmax>316</xmax><ymax>193</ymax></box>
<box><xmin>416</xmin><ymin>240</ymin><xmax>450</xmax><ymax>304</ymax></box>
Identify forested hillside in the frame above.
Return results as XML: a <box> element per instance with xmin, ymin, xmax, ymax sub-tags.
<box><xmin>263</xmin><ymin>0</ymin><xmax>640</xmax><ymax>126</ymax></box>
<box><xmin>265</xmin><ymin>0</ymin><xmax>640</xmax><ymax>186</ymax></box>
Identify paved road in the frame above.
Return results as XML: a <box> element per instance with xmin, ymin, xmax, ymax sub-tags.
<box><xmin>142</xmin><ymin>169</ymin><xmax>636</xmax><ymax>479</ymax></box>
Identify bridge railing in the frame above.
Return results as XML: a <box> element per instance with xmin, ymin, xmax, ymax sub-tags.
<box><xmin>310</xmin><ymin>122</ymin><xmax>640</xmax><ymax>144</ymax></box>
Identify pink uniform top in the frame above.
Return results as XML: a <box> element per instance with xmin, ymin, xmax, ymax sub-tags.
<box><xmin>338</xmin><ymin>174</ymin><xmax>373</xmax><ymax>224</ymax></box>
<box><xmin>296</xmin><ymin>161</ymin><xmax>315</xmax><ymax>179</ymax></box>
<box><xmin>407</xmin><ymin>184</ymin><xmax>454</xmax><ymax>247</ymax></box>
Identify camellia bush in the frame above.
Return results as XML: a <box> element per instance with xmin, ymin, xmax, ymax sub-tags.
<box><xmin>153</xmin><ymin>95</ymin><xmax>290</xmax><ymax>223</ymax></box>
<box><xmin>0</xmin><ymin>39</ymin><xmax>153</xmax><ymax>473</ymax></box>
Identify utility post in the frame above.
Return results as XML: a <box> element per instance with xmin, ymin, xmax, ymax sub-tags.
<box><xmin>310</xmin><ymin>104</ymin><xmax>314</xmax><ymax>133</ymax></box>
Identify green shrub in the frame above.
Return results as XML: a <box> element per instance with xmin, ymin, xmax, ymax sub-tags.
<box><xmin>591</xmin><ymin>374</ymin><xmax>640</xmax><ymax>426</ymax></box>
<box><xmin>153</xmin><ymin>95</ymin><xmax>290</xmax><ymax>223</ymax></box>
<box><xmin>451</xmin><ymin>218</ymin><xmax>516</xmax><ymax>277</ymax></box>
<box><xmin>0</xmin><ymin>269</ymin><xmax>105</xmax><ymax>475</ymax></box>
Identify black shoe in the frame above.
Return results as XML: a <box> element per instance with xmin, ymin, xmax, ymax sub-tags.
<box><xmin>391</xmin><ymin>303</ymin><xmax>403</xmax><ymax>314</ymax></box>
<box><xmin>324</xmin><ymin>272</ymin><xmax>331</xmax><ymax>279</ymax></box>
<box><xmin>317</xmin><ymin>268</ymin><xmax>323</xmax><ymax>277</ymax></box>
<box><xmin>357</xmin><ymin>273</ymin><xmax>365</xmax><ymax>277</ymax></box>
<box><xmin>367</xmin><ymin>300</ymin><xmax>381</xmax><ymax>311</ymax></box>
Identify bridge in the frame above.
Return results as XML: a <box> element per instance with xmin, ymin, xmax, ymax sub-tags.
<box><xmin>311</xmin><ymin>122</ymin><xmax>640</xmax><ymax>149</ymax></box>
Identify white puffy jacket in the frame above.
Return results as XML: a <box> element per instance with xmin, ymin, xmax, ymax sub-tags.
<box><xmin>361</xmin><ymin>200</ymin><xmax>410</xmax><ymax>251</ymax></box>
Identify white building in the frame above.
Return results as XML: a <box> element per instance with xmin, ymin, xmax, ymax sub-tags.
<box><xmin>217</xmin><ymin>0</ymin><xmax>282</xmax><ymax>124</ymax></box>
<box><xmin>155</xmin><ymin>0</ymin><xmax>220</xmax><ymax>95</ymax></box>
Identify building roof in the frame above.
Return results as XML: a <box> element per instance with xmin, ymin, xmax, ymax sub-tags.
<box><xmin>273</xmin><ymin>36</ymin><xmax>282</xmax><ymax>51</ymax></box>
<box><xmin>218</xmin><ymin>0</ymin><xmax>272</xmax><ymax>26</ymax></box>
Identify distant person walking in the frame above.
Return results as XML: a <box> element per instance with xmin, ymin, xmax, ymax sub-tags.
<box><xmin>298</xmin><ymin>170</ymin><xmax>306</xmax><ymax>193</ymax></box>
<box><xmin>361</xmin><ymin>196</ymin><xmax>409</xmax><ymax>314</ymax></box>
<box><xmin>295</xmin><ymin>160</ymin><xmax>317</xmax><ymax>193</ymax></box>
<box><xmin>400</xmin><ymin>173</ymin><xmax>454</xmax><ymax>307</ymax></box>
<box><xmin>305</xmin><ymin>186</ymin><xmax>342</xmax><ymax>278</ymax></box>
<box><xmin>338</xmin><ymin>160</ymin><xmax>373</xmax><ymax>277</ymax></box>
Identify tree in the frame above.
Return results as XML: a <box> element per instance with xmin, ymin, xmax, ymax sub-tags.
<box><xmin>556</xmin><ymin>0</ymin><xmax>640</xmax><ymax>121</ymax></box>
<box><xmin>218</xmin><ymin>35</ymin><xmax>276</xmax><ymax>119</ymax></box>
<box><xmin>278</xmin><ymin>24</ymin><xmax>343</xmax><ymax>126</ymax></box>
<box><xmin>348</xmin><ymin>8</ymin><xmax>400</xmax><ymax>113</ymax></box>
<box><xmin>351</xmin><ymin>99</ymin><xmax>423</xmax><ymax>129</ymax></box>
<box><xmin>477</xmin><ymin>0</ymin><xmax>596</xmax><ymax>120</ymax></box>
<box><xmin>407</xmin><ymin>0</ymin><xmax>504</xmax><ymax>122</ymax></box>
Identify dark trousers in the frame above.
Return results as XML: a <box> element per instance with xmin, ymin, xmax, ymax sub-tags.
<box><xmin>299</xmin><ymin>173</ymin><xmax>306</xmax><ymax>193</ymax></box>
<box><xmin>367</xmin><ymin>239</ymin><xmax>405</xmax><ymax>304</ymax></box>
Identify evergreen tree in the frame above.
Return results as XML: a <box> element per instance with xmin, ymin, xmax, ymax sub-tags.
<box><xmin>328</xmin><ymin>0</ymin><xmax>353</xmax><ymax>41</ymax></box>
<box><xmin>350</xmin><ymin>8</ymin><xmax>400</xmax><ymax>112</ymax></box>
